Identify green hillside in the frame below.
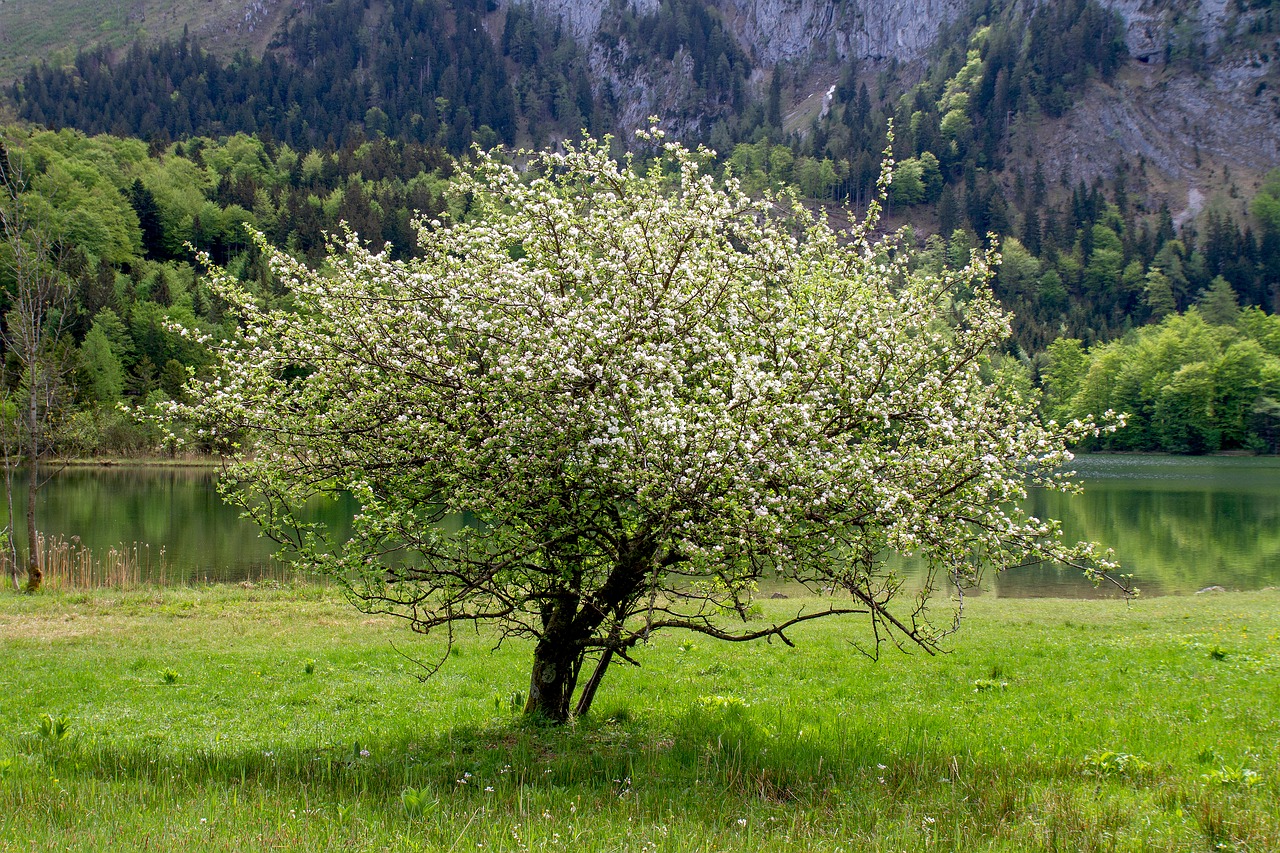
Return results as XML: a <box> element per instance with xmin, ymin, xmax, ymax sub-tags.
<box><xmin>0</xmin><ymin>0</ymin><xmax>284</xmax><ymax>82</ymax></box>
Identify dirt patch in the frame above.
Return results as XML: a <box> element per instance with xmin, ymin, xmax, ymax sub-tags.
<box><xmin>0</xmin><ymin>612</ymin><xmax>116</xmax><ymax>642</ymax></box>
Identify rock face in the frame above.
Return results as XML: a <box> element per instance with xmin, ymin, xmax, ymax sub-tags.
<box><xmin>514</xmin><ymin>0</ymin><xmax>972</xmax><ymax>66</ymax></box>
<box><xmin>725</xmin><ymin>0</ymin><xmax>974</xmax><ymax>65</ymax></box>
<box><xmin>1030</xmin><ymin>53</ymin><xmax>1279</xmax><ymax>226</ymax></box>
<box><xmin>515</xmin><ymin>0</ymin><xmax>1246</xmax><ymax>69</ymax></box>
<box><xmin>1024</xmin><ymin>0</ymin><xmax>1279</xmax><ymax>213</ymax></box>
<box><xmin>1099</xmin><ymin>0</ymin><xmax>1235</xmax><ymax>62</ymax></box>
<box><xmin>511</xmin><ymin>0</ymin><xmax>974</xmax><ymax>135</ymax></box>
<box><xmin>527</xmin><ymin>0</ymin><xmax>659</xmax><ymax>42</ymax></box>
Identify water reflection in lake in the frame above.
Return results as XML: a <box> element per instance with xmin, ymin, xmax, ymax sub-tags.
<box><xmin>12</xmin><ymin>465</ymin><xmax>357</xmax><ymax>584</ymax></box>
<box><xmin>5</xmin><ymin>456</ymin><xmax>1278</xmax><ymax>594</ymax></box>
<box><xmin>1013</xmin><ymin>454</ymin><xmax>1280</xmax><ymax>597</ymax></box>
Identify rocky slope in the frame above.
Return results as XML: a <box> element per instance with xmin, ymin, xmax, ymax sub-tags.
<box><xmin>518</xmin><ymin>0</ymin><xmax>972</xmax><ymax>65</ymax></box>
<box><xmin>1019</xmin><ymin>3</ymin><xmax>1279</xmax><ymax>224</ymax></box>
<box><xmin>518</xmin><ymin>0</ymin><xmax>1248</xmax><ymax>66</ymax></box>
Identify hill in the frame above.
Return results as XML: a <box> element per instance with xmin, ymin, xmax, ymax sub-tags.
<box><xmin>0</xmin><ymin>0</ymin><xmax>295</xmax><ymax>83</ymax></box>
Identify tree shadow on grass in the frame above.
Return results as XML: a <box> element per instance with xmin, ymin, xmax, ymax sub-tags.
<box><xmin>23</xmin><ymin>699</ymin><xmax>1037</xmax><ymax>808</ymax></box>
<box><xmin>13</xmin><ymin>703</ymin><xmax>1271</xmax><ymax>850</ymax></box>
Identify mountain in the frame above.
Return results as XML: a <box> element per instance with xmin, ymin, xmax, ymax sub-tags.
<box><xmin>4</xmin><ymin>1</ymin><xmax>1280</xmax><ymax>339</ymax></box>
<box><xmin>2</xmin><ymin>0</ymin><xmax>1279</xmax><ymax>457</ymax></box>
<box><xmin>6</xmin><ymin>1</ymin><xmax>1274</xmax><ymax>193</ymax></box>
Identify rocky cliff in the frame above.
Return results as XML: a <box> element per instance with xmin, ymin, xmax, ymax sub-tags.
<box><xmin>514</xmin><ymin>0</ymin><xmax>972</xmax><ymax>66</ymax></box>
<box><xmin>516</xmin><ymin>0</ymin><xmax>1259</xmax><ymax>72</ymax></box>
<box><xmin>716</xmin><ymin>0</ymin><xmax>970</xmax><ymax>66</ymax></box>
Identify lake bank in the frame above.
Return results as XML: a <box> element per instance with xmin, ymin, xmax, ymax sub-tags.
<box><xmin>1</xmin><ymin>588</ymin><xmax>1276</xmax><ymax>851</ymax></box>
<box><xmin>57</xmin><ymin>455</ymin><xmax>224</xmax><ymax>468</ymax></box>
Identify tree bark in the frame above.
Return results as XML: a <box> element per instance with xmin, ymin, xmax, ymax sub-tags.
<box><xmin>24</xmin><ymin>453</ymin><xmax>40</xmax><ymax>592</ymax></box>
<box><xmin>3</xmin><ymin>461</ymin><xmax>19</xmax><ymax>590</ymax></box>
<box><xmin>524</xmin><ymin>636</ymin><xmax>583</xmax><ymax>723</ymax></box>
<box><xmin>573</xmin><ymin>647</ymin><xmax>613</xmax><ymax>718</ymax></box>
<box><xmin>523</xmin><ymin>593</ymin><xmax>584</xmax><ymax>722</ymax></box>
<box><xmin>23</xmin><ymin>398</ymin><xmax>41</xmax><ymax>592</ymax></box>
<box><xmin>524</xmin><ymin>551</ymin><xmax>652</xmax><ymax>721</ymax></box>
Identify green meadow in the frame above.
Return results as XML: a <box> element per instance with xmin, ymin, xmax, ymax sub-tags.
<box><xmin>0</xmin><ymin>586</ymin><xmax>1276</xmax><ymax>851</ymax></box>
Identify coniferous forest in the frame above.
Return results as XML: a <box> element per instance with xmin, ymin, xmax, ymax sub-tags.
<box><xmin>3</xmin><ymin>0</ymin><xmax>1280</xmax><ymax>455</ymax></box>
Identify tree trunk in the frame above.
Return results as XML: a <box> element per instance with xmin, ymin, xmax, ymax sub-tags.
<box><xmin>522</xmin><ymin>591</ymin><xmax>586</xmax><ymax>722</ymax></box>
<box><xmin>24</xmin><ymin>445</ymin><xmax>41</xmax><ymax>593</ymax></box>
<box><xmin>524</xmin><ymin>553</ymin><xmax>651</xmax><ymax>721</ymax></box>
<box><xmin>3</xmin><ymin>461</ymin><xmax>19</xmax><ymax>591</ymax></box>
<box><xmin>573</xmin><ymin>648</ymin><xmax>613</xmax><ymax>718</ymax></box>
<box><xmin>6</xmin><ymin>536</ymin><xmax>17</xmax><ymax>590</ymax></box>
<box><xmin>523</xmin><ymin>636</ymin><xmax>583</xmax><ymax>723</ymax></box>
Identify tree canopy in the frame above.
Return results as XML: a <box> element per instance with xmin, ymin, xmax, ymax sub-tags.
<box><xmin>175</xmin><ymin>134</ymin><xmax>1120</xmax><ymax>722</ymax></box>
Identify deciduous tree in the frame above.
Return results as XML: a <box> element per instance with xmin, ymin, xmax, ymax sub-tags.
<box><xmin>175</xmin><ymin>134</ymin><xmax>1121</xmax><ymax>721</ymax></box>
<box><xmin>0</xmin><ymin>135</ymin><xmax>74</xmax><ymax>592</ymax></box>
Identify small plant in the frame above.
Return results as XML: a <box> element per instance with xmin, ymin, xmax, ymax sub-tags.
<box><xmin>1209</xmin><ymin>644</ymin><xmax>1229</xmax><ymax>661</ymax></box>
<box><xmin>303</xmin><ymin>659</ymin><xmax>316</xmax><ymax>675</ymax></box>
<box><xmin>696</xmin><ymin>694</ymin><xmax>749</xmax><ymax>712</ymax></box>
<box><xmin>161</xmin><ymin>668</ymin><xmax>179</xmax><ymax>684</ymax></box>
<box><xmin>972</xmin><ymin>678</ymin><xmax>1008</xmax><ymax>692</ymax></box>
<box><xmin>1082</xmin><ymin>749</ymin><xmax>1150</xmax><ymax>778</ymax></box>
<box><xmin>36</xmin><ymin>714</ymin><xmax>71</xmax><ymax>743</ymax></box>
<box><xmin>401</xmin><ymin>786</ymin><xmax>433</xmax><ymax>816</ymax></box>
<box><xmin>1203</xmin><ymin>765</ymin><xmax>1263</xmax><ymax>788</ymax></box>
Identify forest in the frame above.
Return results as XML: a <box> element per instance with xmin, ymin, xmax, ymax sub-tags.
<box><xmin>2</xmin><ymin>0</ymin><xmax>1279</xmax><ymax>455</ymax></box>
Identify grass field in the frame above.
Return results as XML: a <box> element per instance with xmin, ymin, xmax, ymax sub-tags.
<box><xmin>0</xmin><ymin>585</ymin><xmax>1277</xmax><ymax>851</ymax></box>
<box><xmin>0</xmin><ymin>0</ymin><xmax>289</xmax><ymax>82</ymax></box>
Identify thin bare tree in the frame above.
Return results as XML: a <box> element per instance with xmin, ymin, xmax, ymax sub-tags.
<box><xmin>0</xmin><ymin>134</ymin><xmax>74</xmax><ymax>592</ymax></box>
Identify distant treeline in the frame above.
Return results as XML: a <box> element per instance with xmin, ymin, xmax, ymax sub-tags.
<box><xmin>1043</xmin><ymin>301</ymin><xmax>1280</xmax><ymax>455</ymax></box>
<box><xmin>0</xmin><ymin>125</ymin><xmax>461</xmax><ymax>456</ymax></box>
<box><xmin>3</xmin><ymin>122</ymin><xmax>1278</xmax><ymax>457</ymax></box>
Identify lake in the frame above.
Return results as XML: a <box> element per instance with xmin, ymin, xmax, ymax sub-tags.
<box><xmin>5</xmin><ymin>455</ymin><xmax>1279</xmax><ymax>595</ymax></box>
<box><xmin>1018</xmin><ymin>454</ymin><xmax>1280</xmax><ymax>597</ymax></box>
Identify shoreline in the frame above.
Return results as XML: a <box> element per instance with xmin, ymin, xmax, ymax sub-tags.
<box><xmin>56</xmin><ymin>455</ymin><xmax>225</xmax><ymax>469</ymax></box>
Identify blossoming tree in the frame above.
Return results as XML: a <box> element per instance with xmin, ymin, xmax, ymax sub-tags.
<box><xmin>177</xmin><ymin>133</ymin><xmax>1120</xmax><ymax>721</ymax></box>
